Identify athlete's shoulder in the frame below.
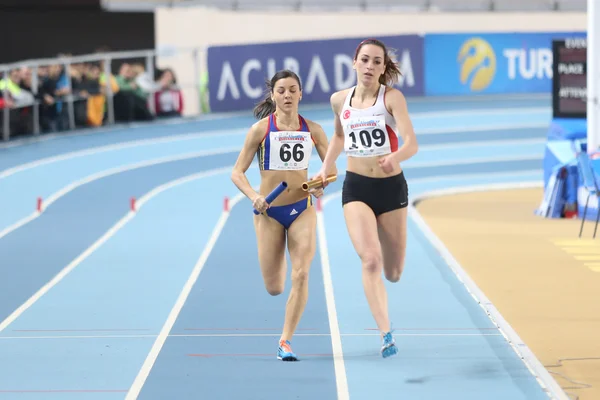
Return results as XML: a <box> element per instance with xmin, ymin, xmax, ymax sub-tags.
<box><xmin>249</xmin><ymin>115</ymin><xmax>270</xmax><ymax>137</ymax></box>
<box><xmin>382</xmin><ymin>86</ymin><xmax>408</xmax><ymax>112</ymax></box>
<box><xmin>303</xmin><ymin>117</ymin><xmax>325</xmax><ymax>133</ymax></box>
<box><xmin>383</xmin><ymin>85</ymin><xmax>406</xmax><ymax>102</ymax></box>
<box><xmin>330</xmin><ymin>88</ymin><xmax>351</xmax><ymax>105</ymax></box>
<box><xmin>330</xmin><ymin>88</ymin><xmax>352</xmax><ymax>114</ymax></box>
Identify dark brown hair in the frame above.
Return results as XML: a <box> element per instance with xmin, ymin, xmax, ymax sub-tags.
<box><xmin>253</xmin><ymin>69</ymin><xmax>302</xmax><ymax>120</ymax></box>
<box><xmin>354</xmin><ymin>38</ymin><xmax>402</xmax><ymax>86</ymax></box>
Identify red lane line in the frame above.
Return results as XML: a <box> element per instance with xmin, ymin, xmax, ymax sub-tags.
<box><xmin>182</xmin><ymin>328</ymin><xmax>318</xmax><ymax>331</ymax></box>
<box><xmin>0</xmin><ymin>390</ymin><xmax>128</xmax><ymax>393</ymax></box>
<box><xmin>363</xmin><ymin>327</ymin><xmax>499</xmax><ymax>331</ymax></box>
<box><xmin>188</xmin><ymin>353</ymin><xmax>333</xmax><ymax>358</ymax></box>
<box><xmin>12</xmin><ymin>329</ymin><xmax>151</xmax><ymax>332</ymax></box>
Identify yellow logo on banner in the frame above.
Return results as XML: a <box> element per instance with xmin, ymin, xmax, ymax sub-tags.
<box><xmin>457</xmin><ymin>38</ymin><xmax>496</xmax><ymax>91</ymax></box>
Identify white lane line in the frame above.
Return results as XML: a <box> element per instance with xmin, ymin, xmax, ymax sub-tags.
<box><xmin>0</xmin><ymin>147</ymin><xmax>240</xmax><ymax>241</ymax></box>
<box><xmin>417</xmin><ymin>138</ymin><xmax>545</xmax><ymax>151</ymax></box>
<box><xmin>320</xmin><ymin>170</ymin><xmax>544</xmax><ymax>208</ymax></box>
<box><xmin>0</xmin><ymin>132</ymin><xmax>246</xmax><ymax>179</ymax></box>
<box><xmin>0</xmin><ymin>167</ymin><xmax>233</xmax><ymax>334</ymax></box>
<box><xmin>317</xmin><ymin>207</ymin><xmax>349</xmax><ymax>400</ymax></box>
<box><xmin>124</xmin><ymin>190</ymin><xmax>248</xmax><ymax>400</ymax></box>
<box><xmin>416</xmin><ymin>121</ymin><xmax>547</xmax><ymax>136</ymax></box>
<box><xmin>407</xmin><ymin>181</ymin><xmax>568</xmax><ymax>400</ymax></box>
<box><xmin>0</xmin><ymin>108</ymin><xmax>548</xmax><ymax>179</ymax></box>
<box><xmin>0</xmin><ymin>151</ymin><xmax>541</xmax><ymax>241</ymax></box>
<box><xmin>405</xmin><ymin>154</ymin><xmax>540</xmax><ymax>168</ymax></box>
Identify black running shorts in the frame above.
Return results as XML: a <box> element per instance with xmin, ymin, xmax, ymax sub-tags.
<box><xmin>341</xmin><ymin>170</ymin><xmax>409</xmax><ymax>217</ymax></box>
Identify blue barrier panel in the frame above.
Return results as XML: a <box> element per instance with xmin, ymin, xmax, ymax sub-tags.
<box><xmin>424</xmin><ymin>32</ymin><xmax>586</xmax><ymax>96</ymax></box>
<box><xmin>207</xmin><ymin>35</ymin><xmax>424</xmax><ymax>113</ymax></box>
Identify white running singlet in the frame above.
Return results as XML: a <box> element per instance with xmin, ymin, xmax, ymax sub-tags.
<box><xmin>339</xmin><ymin>84</ymin><xmax>399</xmax><ymax>157</ymax></box>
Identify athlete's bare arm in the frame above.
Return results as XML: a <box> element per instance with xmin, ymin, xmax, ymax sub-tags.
<box><xmin>306</xmin><ymin>120</ymin><xmax>337</xmax><ymax>177</ymax></box>
<box><xmin>384</xmin><ymin>88</ymin><xmax>418</xmax><ymax>163</ymax></box>
<box><xmin>318</xmin><ymin>90</ymin><xmax>348</xmax><ymax>175</ymax></box>
<box><xmin>331</xmin><ymin>89</ymin><xmax>349</xmax><ymax>139</ymax></box>
<box><xmin>231</xmin><ymin>118</ymin><xmax>268</xmax><ymax>201</ymax></box>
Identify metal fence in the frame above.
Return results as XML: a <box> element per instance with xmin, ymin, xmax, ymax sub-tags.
<box><xmin>0</xmin><ymin>47</ymin><xmax>205</xmax><ymax>142</ymax></box>
<box><xmin>102</xmin><ymin>0</ymin><xmax>586</xmax><ymax>12</ymax></box>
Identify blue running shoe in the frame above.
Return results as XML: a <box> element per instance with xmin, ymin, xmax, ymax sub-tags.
<box><xmin>381</xmin><ymin>331</ymin><xmax>398</xmax><ymax>358</ymax></box>
<box><xmin>277</xmin><ymin>340</ymin><xmax>299</xmax><ymax>361</ymax></box>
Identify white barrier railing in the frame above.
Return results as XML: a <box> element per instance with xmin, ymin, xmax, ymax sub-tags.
<box><xmin>101</xmin><ymin>0</ymin><xmax>585</xmax><ymax>12</ymax></box>
<box><xmin>0</xmin><ymin>46</ymin><xmax>206</xmax><ymax>142</ymax></box>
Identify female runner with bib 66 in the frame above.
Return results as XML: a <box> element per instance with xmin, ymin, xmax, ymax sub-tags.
<box><xmin>231</xmin><ymin>69</ymin><xmax>333</xmax><ymax>362</ymax></box>
<box><xmin>312</xmin><ymin>38</ymin><xmax>419</xmax><ymax>358</ymax></box>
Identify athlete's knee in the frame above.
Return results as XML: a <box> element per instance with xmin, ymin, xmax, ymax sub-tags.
<box><xmin>384</xmin><ymin>268</ymin><xmax>402</xmax><ymax>283</ymax></box>
<box><xmin>265</xmin><ymin>284</ymin><xmax>284</xmax><ymax>296</ymax></box>
<box><xmin>264</xmin><ymin>278</ymin><xmax>284</xmax><ymax>296</ymax></box>
<box><xmin>384</xmin><ymin>260</ymin><xmax>405</xmax><ymax>283</ymax></box>
<box><xmin>361</xmin><ymin>251</ymin><xmax>382</xmax><ymax>274</ymax></box>
<box><xmin>291</xmin><ymin>266</ymin><xmax>309</xmax><ymax>287</ymax></box>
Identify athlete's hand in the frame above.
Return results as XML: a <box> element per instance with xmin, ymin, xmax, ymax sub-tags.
<box><xmin>311</xmin><ymin>169</ymin><xmax>330</xmax><ymax>188</ymax></box>
<box><xmin>378</xmin><ymin>155</ymin><xmax>396</xmax><ymax>174</ymax></box>
<box><xmin>252</xmin><ymin>195</ymin><xmax>269</xmax><ymax>214</ymax></box>
<box><xmin>309</xmin><ymin>188</ymin><xmax>324</xmax><ymax>198</ymax></box>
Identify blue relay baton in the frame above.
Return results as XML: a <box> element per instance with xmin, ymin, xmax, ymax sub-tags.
<box><xmin>253</xmin><ymin>181</ymin><xmax>288</xmax><ymax>215</ymax></box>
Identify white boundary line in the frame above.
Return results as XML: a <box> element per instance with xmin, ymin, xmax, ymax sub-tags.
<box><xmin>316</xmin><ymin>208</ymin><xmax>349</xmax><ymax>400</ymax></box>
<box><xmin>405</xmin><ymin>154</ymin><xmax>540</xmax><ymax>168</ymax></box>
<box><xmin>0</xmin><ymin>152</ymin><xmax>541</xmax><ymax>242</ymax></box>
<box><xmin>0</xmin><ymin>167</ymin><xmax>233</xmax><ymax>334</ymax></box>
<box><xmin>319</xmin><ymin>176</ymin><xmax>566</xmax><ymax>399</ymax></box>
<box><xmin>0</xmin><ymin>108</ymin><xmax>549</xmax><ymax>179</ymax></box>
<box><xmin>124</xmin><ymin>189</ymin><xmax>249</xmax><ymax>400</ymax></box>
<box><xmin>0</xmin><ymin>131</ymin><xmax>246</xmax><ymax>179</ymax></box>
<box><xmin>0</xmin><ymin>147</ymin><xmax>240</xmax><ymax>241</ymax></box>
<box><xmin>320</xmin><ymin>169</ymin><xmax>545</xmax><ymax>207</ymax></box>
<box><xmin>407</xmin><ymin>181</ymin><xmax>569</xmax><ymax>400</ymax></box>
<box><xmin>416</xmin><ymin>121</ymin><xmax>547</xmax><ymax>136</ymax></box>
<box><xmin>418</xmin><ymin>138</ymin><xmax>545</xmax><ymax>151</ymax></box>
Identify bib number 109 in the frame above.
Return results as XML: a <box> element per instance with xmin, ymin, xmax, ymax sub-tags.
<box><xmin>348</xmin><ymin>128</ymin><xmax>386</xmax><ymax>150</ymax></box>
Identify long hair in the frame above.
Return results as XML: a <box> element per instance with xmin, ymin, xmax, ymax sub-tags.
<box><xmin>354</xmin><ymin>38</ymin><xmax>402</xmax><ymax>86</ymax></box>
<box><xmin>253</xmin><ymin>69</ymin><xmax>302</xmax><ymax>120</ymax></box>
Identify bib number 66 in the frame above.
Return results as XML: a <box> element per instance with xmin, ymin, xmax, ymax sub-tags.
<box><xmin>280</xmin><ymin>143</ymin><xmax>304</xmax><ymax>162</ymax></box>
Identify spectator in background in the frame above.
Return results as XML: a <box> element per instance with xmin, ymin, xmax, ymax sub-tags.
<box><xmin>38</xmin><ymin>63</ymin><xmax>69</xmax><ymax>132</ymax></box>
<box><xmin>2</xmin><ymin>46</ymin><xmax>184</xmax><ymax>139</ymax></box>
<box><xmin>114</xmin><ymin>62</ymin><xmax>153</xmax><ymax>122</ymax></box>
<box><xmin>153</xmin><ymin>68</ymin><xmax>183</xmax><ymax>118</ymax></box>
<box><xmin>82</xmin><ymin>62</ymin><xmax>105</xmax><ymax>127</ymax></box>
<box><xmin>1</xmin><ymin>68</ymin><xmax>36</xmax><ymax>137</ymax></box>
<box><xmin>68</xmin><ymin>61</ymin><xmax>104</xmax><ymax>128</ymax></box>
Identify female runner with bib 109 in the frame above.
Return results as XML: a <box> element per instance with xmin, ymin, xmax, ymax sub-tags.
<box><xmin>231</xmin><ymin>69</ymin><xmax>333</xmax><ymax>362</ymax></box>
<box><xmin>312</xmin><ymin>38</ymin><xmax>419</xmax><ymax>358</ymax></box>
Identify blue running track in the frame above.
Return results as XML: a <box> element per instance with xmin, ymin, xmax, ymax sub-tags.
<box><xmin>0</xmin><ymin>94</ymin><xmax>567</xmax><ymax>400</ymax></box>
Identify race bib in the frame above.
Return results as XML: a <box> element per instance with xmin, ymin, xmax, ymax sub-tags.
<box><xmin>268</xmin><ymin>130</ymin><xmax>312</xmax><ymax>170</ymax></box>
<box><xmin>343</xmin><ymin>116</ymin><xmax>392</xmax><ymax>157</ymax></box>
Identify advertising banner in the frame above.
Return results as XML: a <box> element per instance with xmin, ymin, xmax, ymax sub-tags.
<box><xmin>207</xmin><ymin>35</ymin><xmax>424</xmax><ymax>112</ymax></box>
<box><xmin>424</xmin><ymin>31</ymin><xmax>586</xmax><ymax>96</ymax></box>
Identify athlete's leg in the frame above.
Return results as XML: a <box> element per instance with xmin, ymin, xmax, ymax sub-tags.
<box><xmin>281</xmin><ymin>205</ymin><xmax>316</xmax><ymax>343</ymax></box>
<box><xmin>377</xmin><ymin>207</ymin><xmax>408</xmax><ymax>283</ymax></box>
<box><xmin>253</xmin><ymin>214</ymin><xmax>287</xmax><ymax>295</ymax></box>
<box><xmin>342</xmin><ymin>202</ymin><xmax>391</xmax><ymax>335</ymax></box>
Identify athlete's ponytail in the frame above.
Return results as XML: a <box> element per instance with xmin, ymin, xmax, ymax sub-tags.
<box><xmin>253</xmin><ymin>93</ymin><xmax>276</xmax><ymax>120</ymax></box>
<box><xmin>253</xmin><ymin>69</ymin><xmax>303</xmax><ymax>120</ymax></box>
<box><xmin>354</xmin><ymin>38</ymin><xmax>402</xmax><ymax>86</ymax></box>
